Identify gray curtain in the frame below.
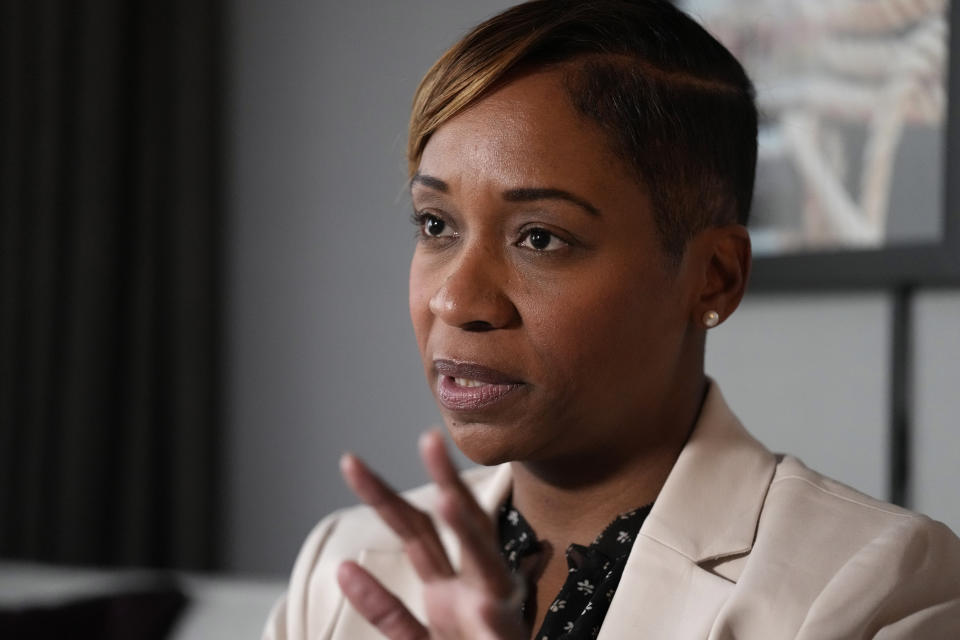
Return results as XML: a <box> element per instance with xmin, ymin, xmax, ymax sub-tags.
<box><xmin>0</xmin><ymin>0</ymin><xmax>223</xmax><ymax>569</ymax></box>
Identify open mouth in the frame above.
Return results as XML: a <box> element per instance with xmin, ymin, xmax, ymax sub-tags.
<box><xmin>433</xmin><ymin>359</ymin><xmax>525</xmax><ymax>411</ymax></box>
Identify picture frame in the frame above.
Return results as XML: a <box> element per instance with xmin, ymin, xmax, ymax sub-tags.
<box><xmin>683</xmin><ymin>0</ymin><xmax>960</xmax><ymax>291</ymax></box>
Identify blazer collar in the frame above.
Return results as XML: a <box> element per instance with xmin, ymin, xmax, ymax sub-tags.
<box><xmin>594</xmin><ymin>383</ymin><xmax>777</xmax><ymax>639</ymax></box>
<box><xmin>639</xmin><ymin>381</ymin><xmax>776</xmax><ymax>563</ymax></box>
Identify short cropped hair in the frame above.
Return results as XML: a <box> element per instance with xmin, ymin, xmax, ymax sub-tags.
<box><xmin>408</xmin><ymin>0</ymin><xmax>758</xmax><ymax>260</ymax></box>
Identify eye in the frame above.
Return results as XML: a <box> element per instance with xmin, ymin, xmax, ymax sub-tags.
<box><xmin>412</xmin><ymin>211</ymin><xmax>454</xmax><ymax>239</ymax></box>
<box><xmin>518</xmin><ymin>227</ymin><xmax>568</xmax><ymax>252</ymax></box>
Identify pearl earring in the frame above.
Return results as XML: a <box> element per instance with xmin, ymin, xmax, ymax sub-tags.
<box><xmin>703</xmin><ymin>310</ymin><xmax>720</xmax><ymax>328</ymax></box>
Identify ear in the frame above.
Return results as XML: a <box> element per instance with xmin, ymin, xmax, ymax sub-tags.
<box><xmin>684</xmin><ymin>225</ymin><xmax>751</xmax><ymax>329</ymax></box>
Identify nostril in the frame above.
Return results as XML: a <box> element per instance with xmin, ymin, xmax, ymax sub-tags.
<box><xmin>461</xmin><ymin>320</ymin><xmax>495</xmax><ymax>332</ymax></box>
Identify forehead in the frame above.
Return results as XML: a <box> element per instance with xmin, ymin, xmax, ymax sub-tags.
<box><xmin>417</xmin><ymin>69</ymin><xmax>635</xmax><ymax>195</ymax></box>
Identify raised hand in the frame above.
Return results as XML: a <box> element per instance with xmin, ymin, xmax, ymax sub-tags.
<box><xmin>336</xmin><ymin>431</ymin><xmax>527</xmax><ymax>640</ymax></box>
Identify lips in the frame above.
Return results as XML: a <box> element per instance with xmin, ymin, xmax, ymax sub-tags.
<box><xmin>434</xmin><ymin>359</ymin><xmax>525</xmax><ymax>411</ymax></box>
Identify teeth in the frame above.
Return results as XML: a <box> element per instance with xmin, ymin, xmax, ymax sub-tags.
<box><xmin>454</xmin><ymin>377</ymin><xmax>486</xmax><ymax>388</ymax></box>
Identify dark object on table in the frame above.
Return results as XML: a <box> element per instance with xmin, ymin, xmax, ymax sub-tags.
<box><xmin>0</xmin><ymin>579</ymin><xmax>187</xmax><ymax>640</ymax></box>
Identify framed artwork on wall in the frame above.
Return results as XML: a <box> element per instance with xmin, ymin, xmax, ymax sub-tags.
<box><xmin>681</xmin><ymin>0</ymin><xmax>960</xmax><ymax>290</ymax></box>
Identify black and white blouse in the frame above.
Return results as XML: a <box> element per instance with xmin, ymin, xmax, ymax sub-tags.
<box><xmin>497</xmin><ymin>498</ymin><xmax>653</xmax><ymax>640</ymax></box>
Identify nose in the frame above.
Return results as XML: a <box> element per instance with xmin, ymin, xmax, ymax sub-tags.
<box><xmin>428</xmin><ymin>243</ymin><xmax>519</xmax><ymax>331</ymax></box>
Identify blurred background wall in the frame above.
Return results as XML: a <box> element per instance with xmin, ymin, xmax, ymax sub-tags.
<box><xmin>225</xmin><ymin>0</ymin><xmax>960</xmax><ymax>576</ymax></box>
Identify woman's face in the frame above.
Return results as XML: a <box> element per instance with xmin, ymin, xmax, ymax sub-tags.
<box><xmin>409</xmin><ymin>68</ymin><xmax>703</xmax><ymax>467</ymax></box>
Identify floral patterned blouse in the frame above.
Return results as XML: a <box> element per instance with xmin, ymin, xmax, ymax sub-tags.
<box><xmin>497</xmin><ymin>499</ymin><xmax>653</xmax><ymax>640</ymax></box>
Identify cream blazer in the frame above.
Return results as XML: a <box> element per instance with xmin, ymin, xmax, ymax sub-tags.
<box><xmin>263</xmin><ymin>385</ymin><xmax>960</xmax><ymax>639</ymax></box>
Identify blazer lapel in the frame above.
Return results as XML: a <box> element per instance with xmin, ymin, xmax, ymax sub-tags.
<box><xmin>598</xmin><ymin>384</ymin><xmax>777</xmax><ymax>639</ymax></box>
<box><xmin>598</xmin><ymin>536</ymin><xmax>736</xmax><ymax>639</ymax></box>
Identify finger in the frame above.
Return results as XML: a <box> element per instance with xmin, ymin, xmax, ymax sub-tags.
<box><xmin>341</xmin><ymin>453</ymin><xmax>454</xmax><ymax>580</ymax></box>
<box><xmin>475</xmin><ymin>593</ymin><xmax>528</xmax><ymax>640</ymax></box>
<box><xmin>438</xmin><ymin>488</ymin><xmax>516</xmax><ymax>598</ymax></box>
<box><xmin>337</xmin><ymin>561</ymin><xmax>427</xmax><ymax>640</ymax></box>
<box><xmin>422</xmin><ymin>582</ymin><xmax>526</xmax><ymax>640</ymax></box>
<box><xmin>419</xmin><ymin>432</ymin><xmax>513</xmax><ymax>595</ymax></box>
<box><xmin>419</xmin><ymin>431</ymin><xmax>489</xmax><ymax>526</ymax></box>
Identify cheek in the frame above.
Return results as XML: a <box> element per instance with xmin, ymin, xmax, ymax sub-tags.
<box><xmin>530</xmin><ymin>271</ymin><xmax>682</xmax><ymax>381</ymax></box>
<box><xmin>408</xmin><ymin>256</ymin><xmax>433</xmax><ymax>351</ymax></box>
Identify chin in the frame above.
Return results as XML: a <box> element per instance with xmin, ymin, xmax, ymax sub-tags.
<box><xmin>443</xmin><ymin>419</ymin><xmax>523</xmax><ymax>467</ymax></box>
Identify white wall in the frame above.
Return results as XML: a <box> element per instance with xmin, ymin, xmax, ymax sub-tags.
<box><xmin>705</xmin><ymin>293</ymin><xmax>891</xmax><ymax>501</ymax></box>
<box><xmin>912</xmin><ymin>291</ymin><xmax>960</xmax><ymax>534</ymax></box>
<box><xmin>225</xmin><ymin>0</ymin><xmax>960</xmax><ymax>576</ymax></box>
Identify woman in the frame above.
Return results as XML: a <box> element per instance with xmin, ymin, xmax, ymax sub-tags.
<box><xmin>265</xmin><ymin>1</ymin><xmax>960</xmax><ymax>638</ymax></box>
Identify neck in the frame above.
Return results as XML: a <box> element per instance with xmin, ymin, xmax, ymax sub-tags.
<box><xmin>508</xmin><ymin>376</ymin><xmax>708</xmax><ymax>548</ymax></box>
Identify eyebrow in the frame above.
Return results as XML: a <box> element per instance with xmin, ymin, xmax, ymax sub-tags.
<box><xmin>412</xmin><ymin>172</ymin><xmax>601</xmax><ymax>218</ymax></box>
<box><xmin>502</xmin><ymin>187</ymin><xmax>601</xmax><ymax>217</ymax></box>
<box><xmin>410</xmin><ymin>172</ymin><xmax>449</xmax><ymax>193</ymax></box>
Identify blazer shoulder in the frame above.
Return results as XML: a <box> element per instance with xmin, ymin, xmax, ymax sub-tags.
<box><xmin>718</xmin><ymin>456</ymin><xmax>960</xmax><ymax>637</ymax></box>
<box><xmin>763</xmin><ymin>455</ymin><xmax>960</xmax><ymax>551</ymax></box>
<box><xmin>768</xmin><ymin>455</ymin><xmax>914</xmax><ymax>521</ymax></box>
